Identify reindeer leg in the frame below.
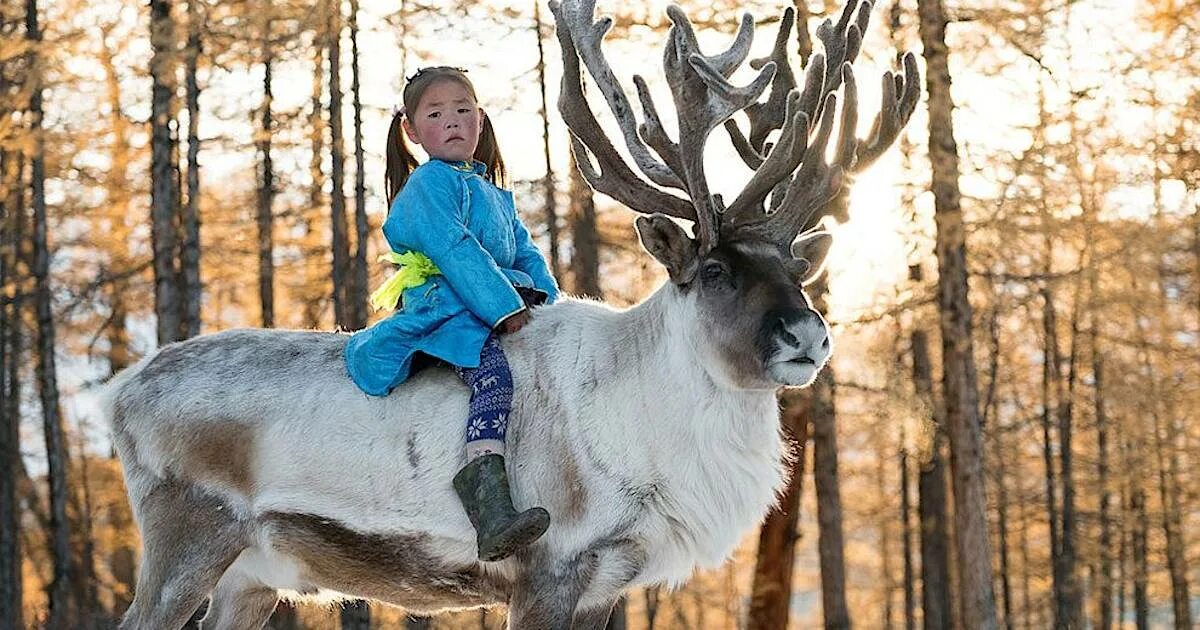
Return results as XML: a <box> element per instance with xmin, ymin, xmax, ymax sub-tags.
<box><xmin>199</xmin><ymin>562</ymin><xmax>278</xmax><ymax>630</ymax></box>
<box><xmin>119</xmin><ymin>479</ymin><xmax>248</xmax><ymax>630</ymax></box>
<box><xmin>508</xmin><ymin>539</ymin><xmax>644</xmax><ymax>630</ymax></box>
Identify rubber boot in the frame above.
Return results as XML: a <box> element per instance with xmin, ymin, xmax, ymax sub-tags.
<box><xmin>453</xmin><ymin>453</ymin><xmax>551</xmax><ymax>561</ymax></box>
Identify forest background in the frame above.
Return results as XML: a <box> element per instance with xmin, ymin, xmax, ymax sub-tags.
<box><xmin>0</xmin><ymin>0</ymin><xmax>1196</xmax><ymax>628</ymax></box>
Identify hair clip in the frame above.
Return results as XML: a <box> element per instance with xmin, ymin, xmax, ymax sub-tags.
<box><xmin>390</xmin><ymin>104</ymin><xmax>405</xmax><ymax>118</ymax></box>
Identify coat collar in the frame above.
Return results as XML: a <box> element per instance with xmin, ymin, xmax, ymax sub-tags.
<box><xmin>434</xmin><ymin>158</ymin><xmax>487</xmax><ymax>176</ymax></box>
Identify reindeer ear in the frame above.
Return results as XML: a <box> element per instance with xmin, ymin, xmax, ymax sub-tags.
<box><xmin>791</xmin><ymin>230</ymin><xmax>833</xmax><ymax>285</ymax></box>
<box><xmin>636</xmin><ymin>214</ymin><xmax>699</xmax><ymax>284</ymax></box>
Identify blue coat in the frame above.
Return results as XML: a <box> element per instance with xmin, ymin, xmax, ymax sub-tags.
<box><xmin>344</xmin><ymin>158</ymin><xmax>559</xmax><ymax>396</ymax></box>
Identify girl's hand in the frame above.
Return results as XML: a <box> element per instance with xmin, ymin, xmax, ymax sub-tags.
<box><xmin>500</xmin><ymin>310</ymin><xmax>530</xmax><ymax>334</ymax></box>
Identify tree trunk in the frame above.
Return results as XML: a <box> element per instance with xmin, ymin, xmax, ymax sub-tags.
<box><xmin>28</xmin><ymin>0</ymin><xmax>76</xmax><ymax>621</ymax></box>
<box><xmin>900</xmin><ymin>443</ymin><xmax>916</xmax><ymax>630</ymax></box>
<box><xmin>1091</xmin><ymin>271</ymin><xmax>1113</xmax><ymax>630</ymax></box>
<box><xmin>150</xmin><ymin>0</ymin><xmax>182</xmax><ymax>345</ymax></box>
<box><xmin>301</xmin><ymin>38</ymin><xmax>327</xmax><ymax>330</ymax></box>
<box><xmin>257</xmin><ymin>3</ymin><xmax>275</xmax><ymax>328</ymax></box>
<box><xmin>747</xmin><ymin>387</ymin><xmax>810</xmax><ymax>629</ymax></box>
<box><xmin>98</xmin><ymin>26</ymin><xmax>137</xmax><ymax>374</ymax></box>
<box><xmin>879</xmin><ymin>455</ymin><xmax>894</xmax><ymax>629</ymax></box>
<box><xmin>808</xmin><ymin>284</ymin><xmax>849</xmax><ymax>630</ymax></box>
<box><xmin>348</xmin><ymin>0</ymin><xmax>369</xmax><ymax>331</ymax></box>
<box><xmin>181</xmin><ymin>0</ymin><xmax>202</xmax><ymax>339</ymax></box>
<box><xmin>981</xmin><ymin>304</ymin><xmax>1013</xmax><ymax>630</ymax></box>
<box><xmin>328</xmin><ymin>0</ymin><xmax>350</xmax><ymax>331</ymax></box>
<box><xmin>1017</xmin><ymin>487</ymin><xmax>1032</xmax><ymax>630</ymax></box>
<box><xmin>915</xmin><ymin>1</ymin><xmax>998</xmax><ymax>626</ymax></box>
<box><xmin>406</xmin><ymin>615</ymin><xmax>432</xmax><ymax>629</ymax></box>
<box><xmin>0</xmin><ymin>148</ymin><xmax>23</xmax><ymax>630</ymax></box>
<box><xmin>606</xmin><ymin>597</ymin><xmax>627</xmax><ymax>630</ymax></box>
<box><xmin>1038</xmin><ymin>286</ymin><xmax>1064</xmax><ymax>626</ymax></box>
<box><xmin>341</xmin><ymin>601</ymin><xmax>370</xmax><ymax>629</ymax></box>
<box><xmin>1130</xmin><ymin>477</ymin><xmax>1149</xmax><ymax>630</ymax></box>
<box><xmin>534</xmin><ymin>0</ymin><xmax>560</xmax><ymax>280</ymax></box>
<box><xmin>568</xmin><ymin>149</ymin><xmax>601</xmax><ymax>298</ymax></box>
<box><xmin>1116</xmin><ymin>478</ymin><xmax>1128</xmax><ymax>630</ymax></box>
<box><xmin>268</xmin><ymin>602</ymin><xmax>300</xmax><ymax>629</ymax></box>
<box><xmin>990</xmin><ymin>409</ymin><xmax>1013</xmax><ymax>630</ymax></box>
<box><xmin>909</xmin><ymin>265</ymin><xmax>952</xmax><ymax>630</ymax></box>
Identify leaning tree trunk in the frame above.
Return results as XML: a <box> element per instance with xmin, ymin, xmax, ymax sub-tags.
<box><xmin>150</xmin><ymin>0</ymin><xmax>182</xmax><ymax>345</ymax></box>
<box><xmin>747</xmin><ymin>387</ymin><xmax>811</xmax><ymax>629</ymax></box>
<box><xmin>916</xmin><ymin>0</ymin><xmax>998</xmax><ymax>626</ymax></box>
<box><xmin>0</xmin><ymin>148</ymin><xmax>23</xmax><ymax>630</ymax></box>
<box><xmin>181</xmin><ymin>0</ymin><xmax>202</xmax><ymax>339</ymax></box>
<box><xmin>909</xmin><ymin>264</ymin><xmax>952</xmax><ymax>630</ymax></box>
<box><xmin>348</xmin><ymin>0</ymin><xmax>369</xmax><ymax>331</ymax></box>
<box><xmin>327</xmin><ymin>0</ymin><xmax>350</xmax><ymax>331</ymax></box>
<box><xmin>257</xmin><ymin>3</ymin><xmax>275</xmax><ymax>328</ymax></box>
<box><xmin>28</xmin><ymin>0</ymin><xmax>76</xmax><ymax>621</ymax></box>
<box><xmin>534</xmin><ymin>0</ymin><xmax>561</xmax><ymax>279</ymax></box>
<box><xmin>568</xmin><ymin>149</ymin><xmax>601</xmax><ymax>298</ymax></box>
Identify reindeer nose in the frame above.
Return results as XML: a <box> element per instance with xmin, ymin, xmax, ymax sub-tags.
<box><xmin>775</xmin><ymin>310</ymin><xmax>829</xmax><ymax>357</ymax></box>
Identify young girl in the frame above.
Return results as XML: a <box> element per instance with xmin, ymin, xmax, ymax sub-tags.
<box><xmin>344</xmin><ymin>66</ymin><xmax>559</xmax><ymax>562</ymax></box>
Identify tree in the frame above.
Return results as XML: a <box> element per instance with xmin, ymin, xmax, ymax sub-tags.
<box><xmin>28</xmin><ymin>0</ymin><xmax>76</xmax><ymax>624</ymax></box>
<box><xmin>0</xmin><ymin>144</ymin><xmax>24</xmax><ymax>630</ymax></box>
<box><xmin>567</xmin><ymin>148</ymin><xmax>601</xmax><ymax>298</ymax></box>
<box><xmin>534</xmin><ymin>0</ymin><xmax>561</xmax><ymax>280</ymax></box>
<box><xmin>348</xmin><ymin>0</ymin><xmax>369</xmax><ymax>331</ymax></box>
<box><xmin>808</xmin><ymin>281</ymin><xmax>849</xmax><ymax>629</ymax></box>
<box><xmin>915</xmin><ymin>0</ymin><xmax>998</xmax><ymax>626</ymax></box>
<box><xmin>150</xmin><ymin>0</ymin><xmax>183</xmax><ymax>345</ymax></box>
<box><xmin>747</xmin><ymin>388</ymin><xmax>810</xmax><ymax>629</ymax></box>
<box><xmin>257</xmin><ymin>0</ymin><xmax>275</xmax><ymax>328</ymax></box>
<box><xmin>181</xmin><ymin>0</ymin><xmax>202</xmax><ymax>338</ymax></box>
<box><xmin>327</xmin><ymin>0</ymin><xmax>351</xmax><ymax>331</ymax></box>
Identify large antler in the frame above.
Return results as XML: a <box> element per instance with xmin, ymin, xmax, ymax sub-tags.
<box><xmin>552</xmin><ymin>0</ymin><xmax>919</xmax><ymax>255</ymax></box>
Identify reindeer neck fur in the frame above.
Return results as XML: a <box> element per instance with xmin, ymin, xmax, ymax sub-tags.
<box><xmin>511</xmin><ymin>284</ymin><xmax>788</xmax><ymax>584</ymax></box>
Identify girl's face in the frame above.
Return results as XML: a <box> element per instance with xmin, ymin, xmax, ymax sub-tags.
<box><xmin>402</xmin><ymin>79</ymin><xmax>485</xmax><ymax>163</ymax></box>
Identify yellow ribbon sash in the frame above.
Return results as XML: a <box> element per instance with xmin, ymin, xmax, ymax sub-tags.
<box><xmin>369</xmin><ymin>250</ymin><xmax>441</xmax><ymax>312</ymax></box>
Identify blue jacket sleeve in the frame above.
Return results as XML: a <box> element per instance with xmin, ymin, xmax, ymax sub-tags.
<box><xmin>383</xmin><ymin>168</ymin><xmax>525</xmax><ymax>328</ymax></box>
<box><xmin>511</xmin><ymin>214</ymin><xmax>560</xmax><ymax>304</ymax></box>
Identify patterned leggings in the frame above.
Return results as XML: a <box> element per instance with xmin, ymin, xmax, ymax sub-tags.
<box><xmin>454</xmin><ymin>334</ymin><xmax>513</xmax><ymax>452</ymax></box>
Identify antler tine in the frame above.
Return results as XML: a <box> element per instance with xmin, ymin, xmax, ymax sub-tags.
<box><xmin>550</xmin><ymin>1</ymin><xmax>696</xmax><ymax>222</ymax></box>
<box><xmin>723</xmin><ymin>6</ymin><xmax>798</xmax><ymax>166</ymax></box>
<box><xmin>723</xmin><ymin>91</ymin><xmax>810</xmax><ymax>222</ymax></box>
<box><xmin>663</xmin><ymin>4</ymin><xmax>777</xmax><ymax>252</ymax></box>
<box><xmin>738</xmin><ymin>65</ymin><xmax>856</xmax><ymax>243</ymax></box>
<box><xmin>855</xmin><ymin>51</ymin><xmax>920</xmax><ymax>169</ymax></box>
<box><xmin>809</xmin><ymin>1</ymin><xmax>871</xmax><ymax>122</ymax></box>
<box><xmin>559</xmin><ymin>0</ymin><xmax>685</xmax><ymax>192</ymax></box>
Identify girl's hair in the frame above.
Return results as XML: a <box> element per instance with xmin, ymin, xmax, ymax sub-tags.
<box><xmin>385</xmin><ymin>66</ymin><xmax>508</xmax><ymax>205</ymax></box>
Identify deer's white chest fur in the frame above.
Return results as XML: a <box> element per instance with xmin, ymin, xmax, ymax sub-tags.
<box><xmin>506</xmin><ymin>295</ymin><xmax>789</xmax><ymax>587</ymax></box>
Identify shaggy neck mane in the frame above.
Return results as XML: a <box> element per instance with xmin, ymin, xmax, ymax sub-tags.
<box><xmin>526</xmin><ymin>283</ymin><xmax>779</xmax><ymax>444</ymax></box>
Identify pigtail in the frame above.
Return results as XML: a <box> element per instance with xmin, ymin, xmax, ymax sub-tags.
<box><xmin>385</xmin><ymin>109</ymin><xmax>420</xmax><ymax>206</ymax></box>
<box><xmin>474</xmin><ymin>115</ymin><xmax>508</xmax><ymax>189</ymax></box>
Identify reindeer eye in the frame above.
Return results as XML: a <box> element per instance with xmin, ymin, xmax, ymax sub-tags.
<box><xmin>700</xmin><ymin>262</ymin><xmax>726</xmax><ymax>282</ymax></box>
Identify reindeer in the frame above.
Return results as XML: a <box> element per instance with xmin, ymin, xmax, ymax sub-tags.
<box><xmin>102</xmin><ymin>1</ymin><xmax>918</xmax><ymax>628</ymax></box>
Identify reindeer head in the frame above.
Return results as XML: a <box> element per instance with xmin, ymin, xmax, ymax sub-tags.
<box><xmin>551</xmin><ymin>0</ymin><xmax>919</xmax><ymax>389</ymax></box>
